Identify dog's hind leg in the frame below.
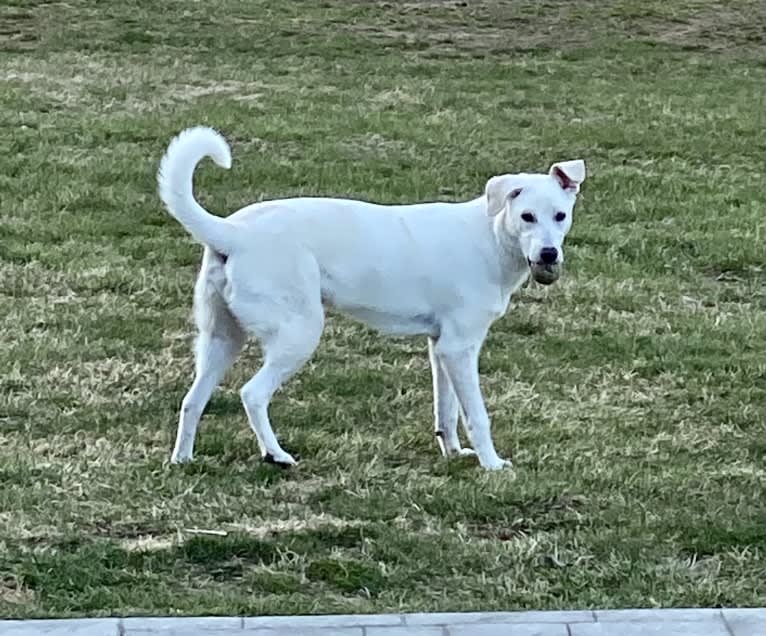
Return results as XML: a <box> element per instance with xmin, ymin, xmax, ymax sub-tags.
<box><xmin>229</xmin><ymin>251</ymin><xmax>324</xmax><ymax>466</ymax></box>
<box><xmin>238</xmin><ymin>310</ymin><xmax>323</xmax><ymax>466</ymax></box>
<box><xmin>171</xmin><ymin>249</ymin><xmax>245</xmax><ymax>464</ymax></box>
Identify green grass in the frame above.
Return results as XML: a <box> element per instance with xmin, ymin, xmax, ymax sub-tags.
<box><xmin>1</xmin><ymin>0</ymin><xmax>765</xmax><ymax>619</ymax></box>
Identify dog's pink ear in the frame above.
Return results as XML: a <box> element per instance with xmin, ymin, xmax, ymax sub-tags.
<box><xmin>485</xmin><ymin>175</ymin><xmax>522</xmax><ymax>216</ymax></box>
<box><xmin>550</xmin><ymin>160</ymin><xmax>586</xmax><ymax>193</ymax></box>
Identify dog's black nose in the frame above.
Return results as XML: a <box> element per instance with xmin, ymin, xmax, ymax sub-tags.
<box><xmin>539</xmin><ymin>247</ymin><xmax>558</xmax><ymax>264</ymax></box>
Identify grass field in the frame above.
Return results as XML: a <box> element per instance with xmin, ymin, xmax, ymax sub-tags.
<box><xmin>1</xmin><ymin>0</ymin><xmax>765</xmax><ymax>619</ymax></box>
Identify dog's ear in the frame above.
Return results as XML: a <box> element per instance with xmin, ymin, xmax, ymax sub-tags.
<box><xmin>549</xmin><ymin>160</ymin><xmax>586</xmax><ymax>193</ymax></box>
<box><xmin>485</xmin><ymin>175</ymin><xmax>523</xmax><ymax>217</ymax></box>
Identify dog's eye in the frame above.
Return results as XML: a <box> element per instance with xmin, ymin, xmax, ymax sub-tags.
<box><xmin>554</xmin><ymin>211</ymin><xmax>567</xmax><ymax>222</ymax></box>
<box><xmin>520</xmin><ymin>212</ymin><xmax>536</xmax><ymax>223</ymax></box>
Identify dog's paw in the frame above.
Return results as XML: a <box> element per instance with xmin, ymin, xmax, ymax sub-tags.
<box><xmin>170</xmin><ymin>452</ymin><xmax>193</xmax><ymax>464</ymax></box>
<box><xmin>436</xmin><ymin>431</ymin><xmax>475</xmax><ymax>458</ymax></box>
<box><xmin>448</xmin><ymin>447</ymin><xmax>476</xmax><ymax>458</ymax></box>
<box><xmin>480</xmin><ymin>456</ymin><xmax>513</xmax><ymax>471</ymax></box>
<box><xmin>263</xmin><ymin>450</ymin><xmax>298</xmax><ymax>468</ymax></box>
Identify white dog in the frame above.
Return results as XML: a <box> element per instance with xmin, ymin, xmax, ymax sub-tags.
<box><xmin>158</xmin><ymin>127</ymin><xmax>585</xmax><ymax>470</ymax></box>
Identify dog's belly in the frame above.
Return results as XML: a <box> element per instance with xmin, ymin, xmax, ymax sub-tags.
<box><xmin>319</xmin><ymin>266</ymin><xmax>442</xmax><ymax>337</ymax></box>
<box><xmin>333</xmin><ymin>302</ymin><xmax>439</xmax><ymax>338</ymax></box>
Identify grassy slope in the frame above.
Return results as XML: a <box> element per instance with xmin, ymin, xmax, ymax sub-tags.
<box><xmin>0</xmin><ymin>0</ymin><xmax>764</xmax><ymax>618</ymax></box>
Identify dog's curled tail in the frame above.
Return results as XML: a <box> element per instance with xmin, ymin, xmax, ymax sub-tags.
<box><xmin>158</xmin><ymin>126</ymin><xmax>235</xmax><ymax>255</ymax></box>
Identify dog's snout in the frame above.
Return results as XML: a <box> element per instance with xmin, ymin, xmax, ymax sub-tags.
<box><xmin>539</xmin><ymin>247</ymin><xmax>558</xmax><ymax>264</ymax></box>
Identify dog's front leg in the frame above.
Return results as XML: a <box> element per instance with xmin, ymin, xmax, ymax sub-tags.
<box><xmin>434</xmin><ymin>342</ymin><xmax>511</xmax><ymax>471</ymax></box>
<box><xmin>428</xmin><ymin>337</ymin><xmax>475</xmax><ymax>458</ymax></box>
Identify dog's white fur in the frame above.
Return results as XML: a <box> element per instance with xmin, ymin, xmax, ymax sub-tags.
<box><xmin>158</xmin><ymin>127</ymin><xmax>585</xmax><ymax>470</ymax></box>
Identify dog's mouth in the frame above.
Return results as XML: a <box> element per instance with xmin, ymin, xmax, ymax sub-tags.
<box><xmin>528</xmin><ymin>259</ymin><xmax>562</xmax><ymax>285</ymax></box>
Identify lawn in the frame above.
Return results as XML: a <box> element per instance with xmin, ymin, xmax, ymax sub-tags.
<box><xmin>1</xmin><ymin>0</ymin><xmax>764</xmax><ymax>619</ymax></box>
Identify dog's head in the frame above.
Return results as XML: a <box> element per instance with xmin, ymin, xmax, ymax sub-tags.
<box><xmin>485</xmin><ymin>160</ymin><xmax>585</xmax><ymax>285</ymax></box>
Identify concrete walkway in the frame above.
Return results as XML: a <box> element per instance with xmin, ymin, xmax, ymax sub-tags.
<box><xmin>0</xmin><ymin>609</ymin><xmax>762</xmax><ymax>635</ymax></box>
